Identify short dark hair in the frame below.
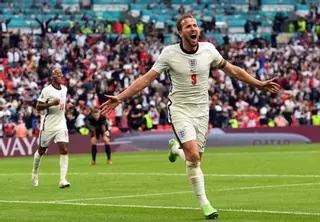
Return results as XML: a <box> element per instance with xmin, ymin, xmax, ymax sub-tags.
<box><xmin>176</xmin><ymin>14</ymin><xmax>194</xmax><ymax>31</ymax></box>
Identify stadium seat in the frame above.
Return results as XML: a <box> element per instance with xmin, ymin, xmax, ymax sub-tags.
<box><xmin>156</xmin><ymin>15</ymin><xmax>172</xmax><ymax>22</ymax></box>
<box><xmin>134</xmin><ymin>0</ymin><xmax>151</xmax><ymax>3</ymax></box>
<box><xmin>130</xmin><ymin>4</ymin><xmax>146</xmax><ymax>10</ymax></box>
<box><xmin>0</xmin><ymin>3</ymin><xmax>7</xmax><ymax>9</ymax></box>
<box><xmin>141</xmin><ymin>9</ymin><xmax>153</xmax><ymax>16</ymax></box>
<box><xmin>296</xmin><ymin>4</ymin><xmax>309</xmax><ymax>16</ymax></box>
<box><xmin>28</xmin><ymin>20</ymin><xmax>40</xmax><ymax>28</ymax></box>
<box><xmin>227</xmin><ymin>17</ymin><xmax>246</xmax><ymax>28</ymax></box>
<box><xmin>261</xmin><ymin>0</ymin><xmax>297</xmax><ymax>4</ymax></box>
<box><xmin>8</xmin><ymin>19</ymin><xmax>27</xmax><ymax>28</ymax></box>
<box><xmin>46</xmin><ymin>9</ymin><xmax>65</xmax><ymax>15</ymax></box>
<box><xmin>306</xmin><ymin>0</ymin><xmax>320</xmax><ymax>3</ymax></box>
<box><xmin>62</xmin><ymin>0</ymin><xmax>79</xmax><ymax>5</ymax></box>
<box><xmin>93</xmin><ymin>0</ymin><xmax>115</xmax><ymax>3</ymax></box>
<box><xmin>104</xmin><ymin>11</ymin><xmax>121</xmax><ymax>21</ymax></box>
<box><xmin>0</xmin><ymin>14</ymin><xmax>12</xmax><ymax>20</ymax></box>
<box><xmin>130</xmin><ymin>34</ymin><xmax>145</xmax><ymax>40</ymax></box>
<box><xmin>261</xmin><ymin>0</ymin><xmax>296</xmax><ymax>11</ymax></box>
<box><xmin>166</xmin><ymin>20</ymin><xmax>176</xmax><ymax>27</ymax></box>
<box><xmin>232</xmin><ymin>0</ymin><xmax>249</xmax><ymax>4</ymax></box>
<box><xmin>19</xmin><ymin>0</ymin><xmax>33</xmax><ymax>6</ymax></box>
<box><xmin>46</xmin><ymin>0</ymin><xmax>57</xmax><ymax>5</ymax></box>
<box><xmin>62</xmin><ymin>0</ymin><xmax>80</xmax><ymax>10</ymax></box>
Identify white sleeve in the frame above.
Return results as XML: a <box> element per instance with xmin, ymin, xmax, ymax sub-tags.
<box><xmin>151</xmin><ymin>47</ymin><xmax>169</xmax><ymax>74</ymax></box>
<box><xmin>38</xmin><ymin>88</ymin><xmax>48</xmax><ymax>103</ymax></box>
<box><xmin>208</xmin><ymin>43</ymin><xmax>225</xmax><ymax>68</ymax></box>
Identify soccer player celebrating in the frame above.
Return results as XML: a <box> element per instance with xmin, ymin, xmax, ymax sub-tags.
<box><xmin>31</xmin><ymin>68</ymin><xmax>71</xmax><ymax>189</ymax></box>
<box><xmin>86</xmin><ymin>108</ymin><xmax>112</xmax><ymax>165</ymax></box>
<box><xmin>100</xmin><ymin>14</ymin><xmax>280</xmax><ymax>219</ymax></box>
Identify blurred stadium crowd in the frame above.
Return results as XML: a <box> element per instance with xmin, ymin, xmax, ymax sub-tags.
<box><xmin>0</xmin><ymin>0</ymin><xmax>320</xmax><ymax>138</ymax></box>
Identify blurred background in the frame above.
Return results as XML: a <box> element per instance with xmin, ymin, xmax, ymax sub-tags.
<box><xmin>0</xmin><ymin>0</ymin><xmax>320</xmax><ymax>140</ymax></box>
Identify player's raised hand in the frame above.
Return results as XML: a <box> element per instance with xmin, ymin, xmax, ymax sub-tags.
<box><xmin>258</xmin><ymin>78</ymin><xmax>280</xmax><ymax>93</ymax></box>
<box><xmin>100</xmin><ymin>95</ymin><xmax>122</xmax><ymax>116</ymax></box>
<box><xmin>50</xmin><ymin>98</ymin><xmax>60</xmax><ymax>106</ymax></box>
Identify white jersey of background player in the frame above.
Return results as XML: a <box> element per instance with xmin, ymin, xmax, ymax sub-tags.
<box><xmin>32</xmin><ymin>68</ymin><xmax>71</xmax><ymax>189</ymax></box>
<box><xmin>38</xmin><ymin>83</ymin><xmax>68</xmax><ymax>132</ymax></box>
<box><xmin>99</xmin><ymin>14</ymin><xmax>280</xmax><ymax>220</ymax></box>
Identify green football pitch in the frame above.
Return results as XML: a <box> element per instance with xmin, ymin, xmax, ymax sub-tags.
<box><xmin>1</xmin><ymin>144</ymin><xmax>320</xmax><ymax>222</ymax></box>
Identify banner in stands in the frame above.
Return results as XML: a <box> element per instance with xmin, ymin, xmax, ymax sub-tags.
<box><xmin>0</xmin><ymin>126</ymin><xmax>319</xmax><ymax>158</ymax></box>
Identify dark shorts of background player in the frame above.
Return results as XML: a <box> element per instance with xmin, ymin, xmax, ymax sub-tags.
<box><xmin>91</xmin><ymin>130</ymin><xmax>110</xmax><ymax>139</ymax></box>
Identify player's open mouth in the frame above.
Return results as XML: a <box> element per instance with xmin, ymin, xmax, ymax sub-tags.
<box><xmin>190</xmin><ymin>34</ymin><xmax>197</xmax><ymax>40</ymax></box>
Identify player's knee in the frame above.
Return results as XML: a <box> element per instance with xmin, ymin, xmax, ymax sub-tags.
<box><xmin>91</xmin><ymin>138</ymin><xmax>97</xmax><ymax>145</ymax></box>
<box><xmin>187</xmin><ymin>152</ymin><xmax>200</xmax><ymax>163</ymax></box>
<box><xmin>59</xmin><ymin>147</ymin><xmax>68</xmax><ymax>155</ymax></box>
<box><xmin>186</xmin><ymin>160</ymin><xmax>200</xmax><ymax>168</ymax></box>
<box><xmin>103</xmin><ymin>137</ymin><xmax>109</xmax><ymax>144</ymax></box>
<box><xmin>38</xmin><ymin>147</ymin><xmax>46</xmax><ymax>155</ymax></box>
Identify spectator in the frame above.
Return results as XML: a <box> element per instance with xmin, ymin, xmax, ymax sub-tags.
<box><xmin>148</xmin><ymin>101</ymin><xmax>160</xmax><ymax>129</ymax></box>
<box><xmin>113</xmin><ymin>21</ymin><xmax>123</xmax><ymax>34</ymax></box>
<box><xmin>123</xmin><ymin>20</ymin><xmax>132</xmax><ymax>37</ymax></box>
<box><xmin>25</xmin><ymin>52</ymin><xmax>37</xmax><ymax>74</ymax></box>
<box><xmin>0</xmin><ymin>18</ymin><xmax>11</xmax><ymax>33</ymax></box>
<box><xmin>0</xmin><ymin>9</ymin><xmax>319</xmax><ymax>133</ymax></box>
<box><xmin>15</xmin><ymin>119</ymin><xmax>27</xmax><ymax>138</ymax></box>
<box><xmin>114</xmin><ymin>103</ymin><xmax>123</xmax><ymax>127</ymax></box>
<box><xmin>4</xmin><ymin>120</ymin><xmax>15</xmax><ymax>137</ymax></box>
<box><xmin>119</xmin><ymin>106</ymin><xmax>130</xmax><ymax>132</ymax></box>
<box><xmin>143</xmin><ymin>111</ymin><xmax>153</xmax><ymax>131</ymax></box>
<box><xmin>274</xmin><ymin>110</ymin><xmax>289</xmax><ymax>127</ymax></box>
<box><xmin>282</xmin><ymin>94</ymin><xmax>295</xmax><ymax>126</ymax></box>
<box><xmin>35</xmin><ymin>15</ymin><xmax>56</xmax><ymax>38</ymax></box>
<box><xmin>136</xmin><ymin>21</ymin><xmax>144</xmax><ymax>35</ymax></box>
<box><xmin>129</xmin><ymin>103</ymin><xmax>144</xmax><ymax>131</ymax></box>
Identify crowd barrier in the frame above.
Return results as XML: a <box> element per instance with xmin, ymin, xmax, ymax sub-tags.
<box><xmin>0</xmin><ymin>126</ymin><xmax>319</xmax><ymax>158</ymax></box>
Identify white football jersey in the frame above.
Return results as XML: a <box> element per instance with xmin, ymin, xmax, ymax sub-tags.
<box><xmin>38</xmin><ymin>84</ymin><xmax>68</xmax><ymax>131</ymax></box>
<box><xmin>152</xmin><ymin>42</ymin><xmax>224</xmax><ymax>119</ymax></box>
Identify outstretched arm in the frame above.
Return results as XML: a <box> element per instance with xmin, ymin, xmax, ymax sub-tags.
<box><xmin>118</xmin><ymin>69</ymin><xmax>158</xmax><ymax>101</ymax></box>
<box><xmin>100</xmin><ymin>69</ymin><xmax>159</xmax><ymax>115</ymax></box>
<box><xmin>221</xmin><ymin>62</ymin><xmax>280</xmax><ymax>93</ymax></box>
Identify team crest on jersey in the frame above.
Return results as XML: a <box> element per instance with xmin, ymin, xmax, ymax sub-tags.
<box><xmin>189</xmin><ymin>59</ymin><xmax>197</xmax><ymax>68</ymax></box>
<box><xmin>178</xmin><ymin>129</ymin><xmax>186</xmax><ymax>139</ymax></box>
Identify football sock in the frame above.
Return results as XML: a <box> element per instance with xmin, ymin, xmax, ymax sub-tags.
<box><xmin>60</xmin><ymin>154</ymin><xmax>69</xmax><ymax>182</ymax></box>
<box><xmin>186</xmin><ymin>160</ymin><xmax>210</xmax><ymax>207</ymax></box>
<box><xmin>91</xmin><ymin>145</ymin><xmax>97</xmax><ymax>161</ymax></box>
<box><xmin>105</xmin><ymin>144</ymin><xmax>111</xmax><ymax>160</ymax></box>
<box><xmin>32</xmin><ymin>150</ymin><xmax>43</xmax><ymax>174</ymax></box>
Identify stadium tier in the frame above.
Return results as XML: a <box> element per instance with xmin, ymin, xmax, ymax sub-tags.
<box><xmin>0</xmin><ymin>0</ymin><xmax>315</xmax><ymax>37</ymax></box>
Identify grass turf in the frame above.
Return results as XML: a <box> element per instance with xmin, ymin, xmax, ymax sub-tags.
<box><xmin>0</xmin><ymin>143</ymin><xmax>320</xmax><ymax>222</ymax></box>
